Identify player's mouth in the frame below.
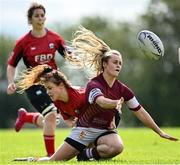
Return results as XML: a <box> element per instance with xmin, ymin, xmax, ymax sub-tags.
<box><xmin>37</xmin><ymin>22</ymin><xmax>44</xmax><ymax>26</ymax></box>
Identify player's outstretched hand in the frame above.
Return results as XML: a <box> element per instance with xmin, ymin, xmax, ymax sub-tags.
<box><xmin>159</xmin><ymin>131</ymin><xmax>178</xmax><ymax>141</ymax></box>
<box><xmin>13</xmin><ymin>156</ymin><xmax>50</xmax><ymax>162</ymax></box>
<box><xmin>13</xmin><ymin>157</ymin><xmax>37</xmax><ymax>162</ymax></box>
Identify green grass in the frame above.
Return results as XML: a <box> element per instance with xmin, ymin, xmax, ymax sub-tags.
<box><xmin>0</xmin><ymin>128</ymin><xmax>180</xmax><ymax>164</ymax></box>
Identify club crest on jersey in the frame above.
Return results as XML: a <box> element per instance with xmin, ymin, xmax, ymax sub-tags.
<box><xmin>49</xmin><ymin>43</ymin><xmax>54</xmax><ymax>49</ymax></box>
<box><xmin>79</xmin><ymin>131</ymin><xmax>86</xmax><ymax>139</ymax></box>
<box><xmin>31</xmin><ymin>47</ymin><xmax>36</xmax><ymax>50</ymax></box>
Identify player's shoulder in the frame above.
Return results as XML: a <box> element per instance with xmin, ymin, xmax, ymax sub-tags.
<box><xmin>116</xmin><ymin>79</ymin><xmax>126</xmax><ymax>87</ymax></box>
<box><xmin>87</xmin><ymin>77</ymin><xmax>102</xmax><ymax>90</ymax></box>
<box><xmin>72</xmin><ymin>86</ymin><xmax>85</xmax><ymax>92</ymax></box>
<box><xmin>88</xmin><ymin>76</ymin><xmax>100</xmax><ymax>84</ymax></box>
<box><xmin>72</xmin><ymin>85</ymin><xmax>84</xmax><ymax>89</ymax></box>
<box><xmin>47</xmin><ymin>29</ymin><xmax>62</xmax><ymax>38</ymax></box>
<box><xmin>15</xmin><ymin>32</ymin><xmax>31</xmax><ymax>45</ymax></box>
<box><xmin>68</xmin><ymin>86</ymin><xmax>85</xmax><ymax>94</ymax></box>
<box><xmin>116</xmin><ymin>79</ymin><xmax>133</xmax><ymax>92</ymax></box>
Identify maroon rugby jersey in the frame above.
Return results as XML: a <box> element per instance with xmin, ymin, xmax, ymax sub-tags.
<box><xmin>78</xmin><ymin>73</ymin><xmax>141</xmax><ymax>129</ymax></box>
<box><xmin>8</xmin><ymin>29</ymin><xmax>65</xmax><ymax>69</ymax></box>
<box><xmin>54</xmin><ymin>87</ymin><xmax>85</xmax><ymax>120</ymax></box>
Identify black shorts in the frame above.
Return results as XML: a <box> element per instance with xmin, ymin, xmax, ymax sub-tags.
<box><xmin>25</xmin><ymin>85</ymin><xmax>56</xmax><ymax>115</ymax></box>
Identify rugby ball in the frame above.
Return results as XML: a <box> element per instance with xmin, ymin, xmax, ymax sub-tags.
<box><xmin>137</xmin><ymin>30</ymin><xmax>164</xmax><ymax>60</ymax></box>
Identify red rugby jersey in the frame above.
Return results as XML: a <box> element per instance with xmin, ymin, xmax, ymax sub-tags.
<box><xmin>54</xmin><ymin>87</ymin><xmax>85</xmax><ymax>120</ymax></box>
<box><xmin>78</xmin><ymin>73</ymin><xmax>141</xmax><ymax>129</ymax></box>
<box><xmin>8</xmin><ymin>29</ymin><xmax>65</xmax><ymax>69</ymax></box>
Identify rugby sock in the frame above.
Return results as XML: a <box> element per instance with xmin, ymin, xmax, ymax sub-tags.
<box><xmin>24</xmin><ymin>112</ymin><xmax>40</xmax><ymax>125</ymax></box>
<box><xmin>44</xmin><ymin>135</ymin><xmax>55</xmax><ymax>157</ymax></box>
<box><xmin>78</xmin><ymin>147</ymin><xmax>101</xmax><ymax>160</ymax></box>
<box><xmin>91</xmin><ymin>147</ymin><xmax>101</xmax><ymax>160</ymax></box>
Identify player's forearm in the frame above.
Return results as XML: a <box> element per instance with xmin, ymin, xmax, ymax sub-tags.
<box><xmin>133</xmin><ymin>107</ymin><xmax>162</xmax><ymax>135</ymax></box>
<box><xmin>96</xmin><ymin>96</ymin><xmax>120</xmax><ymax>109</ymax></box>
<box><xmin>7</xmin><ymin>65</ymin><xmax>15</xmax><ymax>84</ymax></box>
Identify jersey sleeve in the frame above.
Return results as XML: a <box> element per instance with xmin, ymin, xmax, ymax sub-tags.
<box><xmin>8</xmin><ymin>40</ymin><xmax>23</xmax><ymax>67</ymax></box>
<box><xmin>122</xmin><ymin>84</ymin><xmax>141</xmax><ymax>111</ymax></box>
<box><xmin>86</xmin><ymin>81</ymin><xmax>103</xmax><ymax>104</ymax></box>
<box><xmin>56</xmin><ymin>35</ymin><xmax>66</xmax><ymax>57</ymax></box>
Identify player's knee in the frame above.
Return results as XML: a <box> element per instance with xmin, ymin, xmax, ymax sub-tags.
<box><xmin>108</xmin><ymin>143</ymin><xmax>124</xmax><ymax>157</ymax></box>
<box><xmin>113</xmin><ymin>143</ymin><xmax>124</xmax><ymax>155</ymax></box>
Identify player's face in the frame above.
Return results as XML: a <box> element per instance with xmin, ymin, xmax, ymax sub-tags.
<box><xmin>45</xmin><ymin>82</ymin><xmax>63</xmax><ymax>101</ymax></box>
<box><xmin>30</xmin><ymin>9</ymin><xmax>46</xmax><ymax>30</ymax></box>
<box><xmin>104</xmin><ymin>54</ymin><xmax>123</xmax><ymax>77</ymax></box>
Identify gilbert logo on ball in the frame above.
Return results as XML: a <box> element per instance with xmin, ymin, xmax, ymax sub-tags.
<box><xmin>137</xmin><ymin>30</ymin><xmax>164</xmax><ymax>60</ymax></box>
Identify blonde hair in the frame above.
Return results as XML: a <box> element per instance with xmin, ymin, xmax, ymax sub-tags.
<box><xmin>71</xmin><ymin>26</ymin><xmax>121</xmax><ymax>74</ymax></box>
<box><xmin>16</xmin><ymin>64</ymin><xmax>47</xmax><ymax>93</ymax></box>
<box><xmin>16</xmin><ymin>64</ymin><xmax>71</xmax><ymax>94</ymax></box>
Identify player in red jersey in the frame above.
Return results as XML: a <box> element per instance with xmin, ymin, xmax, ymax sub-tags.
<box><xmin>6</xmin><ymin>2</ymin><xmax>76</xmax><ymax>157</ymax></box>
<box><xmin>14</xmin><ymin>27</ymin><xmax>178</xmax><ymax>162</ymax></box>
<box><xmin>15</xmin><ymin>64</ymin><xmax>85</xmax><ymax>129</ymax></box>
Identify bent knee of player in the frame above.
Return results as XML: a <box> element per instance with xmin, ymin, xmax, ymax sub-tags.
<box><xmin>108</xmin><ymin>142</ymin><xmax>124</xmax><ymax>157</ymax></box>
<box><xmin>112</xmin><ymin>143</ymin><xmax>124</xmax><ymax>155</ymax></box>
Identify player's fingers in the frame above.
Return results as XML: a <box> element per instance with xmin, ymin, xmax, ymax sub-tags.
<box><xmin>120</xmin><ymin>97</ymin><xmax>124</xmax><ymax>103</ymax></box>
<box><xmin>13</xmin><ymin>157</ymin><xmax>36</xmax><ymax>161</ymax></box>
<box><xmin>160</xmin><ymin>133</ymin><xmax>178</xmax><ymax>141</ymax></box>
<box><xmin>167</xmin><ymin>136</ymin><xmax>178</xmax><ymax>141</ymax></box>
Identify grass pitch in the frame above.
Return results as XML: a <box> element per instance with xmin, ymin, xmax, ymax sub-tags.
<box><xmin>0</xmin><ymin>127</ymin><xmax>180</xmax><ymax>164</ymax></box>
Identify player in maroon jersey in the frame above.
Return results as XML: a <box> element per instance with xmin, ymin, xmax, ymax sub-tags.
<box><xmin>13</xmin><ymin>27</ymin><xmax>178</xmax><ymax>162</ymax></box>
<box><xmin>6</xmin><ymin>2</ymin><xmax>76</xmax><ymax>157</ymax></box>
<box><xmin>14</xmin><ymin>64</ymin><xmax>124</xmax><ymax>162</ymax></box>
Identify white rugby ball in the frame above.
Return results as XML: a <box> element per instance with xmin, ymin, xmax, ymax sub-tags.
<box><xmin>137</xmin><ymin>30</ymin><xmax>164</xmax><ymax>60</ymax></box>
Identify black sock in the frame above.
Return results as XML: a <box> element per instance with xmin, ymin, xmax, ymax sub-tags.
<box><xmin>77</xmin><ymin>149</ymin><xmax>89</xmax><ymax>161</ymax></box>
<box><xmin>77</xmin><ymin>147</ymin><xmax>101</xmax><ymax>161</ymax></box>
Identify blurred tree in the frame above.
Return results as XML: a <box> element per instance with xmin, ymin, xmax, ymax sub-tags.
<box><xmin>0</xmin><ymin>35</ymin><xmax>14</xmax><ymax>78</ymax></box>
<box><xmin>0</xmin><ymin>35</ymin><xmax>33</xmax><ymax>128</ymax></box>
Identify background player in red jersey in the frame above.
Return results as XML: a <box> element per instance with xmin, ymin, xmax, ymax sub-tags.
<box><xmin>14</xmin><ymin>27</ymin><xmax>178</xmax><ymax>162</ymax></box>
<box><xmin>6</xmin><ymin>2</ymin><xmax>76</xmax><ymax>157</ymax></box>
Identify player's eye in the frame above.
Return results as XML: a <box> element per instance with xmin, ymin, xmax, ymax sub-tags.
<box><xmin>113</xmin><ymin>60</ymin><xmax>119</xmax><ymax>65</ymax></box>
<box><xmin>34</xmin><ymin>14</ymin><xmax>45</xmax><ymax>18</ymax></box>
<box><xmin>46</xmin><ymin>86</ymin><xmax>52</xmax><ymax>90</ymax></box>
<box><xmin>40</xmin><ymin>14</ymin><xmax>45</xmax><ymax>18</ymax></box>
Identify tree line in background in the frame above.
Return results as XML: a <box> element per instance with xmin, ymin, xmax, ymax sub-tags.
<box><xmin>0</xmin><ymin>0</ymin><xmax>180</xmax><ymax>128</ymax></box>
